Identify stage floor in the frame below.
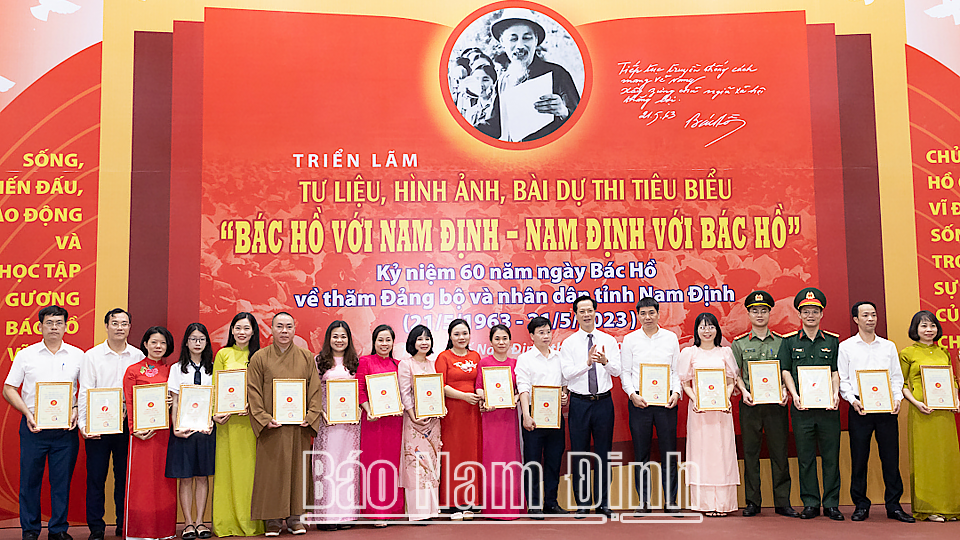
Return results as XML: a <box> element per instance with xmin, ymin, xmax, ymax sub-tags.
<box><xmin>0</xmin><ymin>506</ymin><xmax>951</xmax><ymax>540</ymax></box>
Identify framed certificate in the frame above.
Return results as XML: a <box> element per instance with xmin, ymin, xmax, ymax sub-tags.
<box><xmin>748</xmin><ymin>361</ymin><xmax>782</xmax><ymax>405</ymax></box>
<box><xmin>215</xmin><ymin>369</ymin><xmax>246</xmax><ymax>414</ymax></box>
<box><xmin>797</xmin><ymin>366</ymin><xmax>833</xmax><ymax>409</ymax></box>
<box><xmin>856</xmin><ymin>370</ymin><xmax>893</xmax><ymax>413</ymax></box>
<box><xmin>695</xmin><ymin>369</ymin><xmax>729</xmax><ymax>411</ymax></box>
<box><xmin>921</xmin><ymin>365</ymin><xmax>958</xmax><ymax>410</ymax></box>
<box><xmin>86</xmin><ymin>387</ymin><xmax>123</xmax><ymax>435</ymax></box>
<box><xmin>273</xmin><ymin>379</ymin><xmax>306</xmax><ymax>424</ymax></box>
<box><xmin>639</xmin><ymin>363</ymin><xmax>670</xmax><ymax>406</ymax></box>
<box><xmin>531</xmin><ymin>385</ymin><xmax>561</xmax><ymax>429</ymax></box>
<box><xmin>34</xmin><ymin>381</ymin><xmax>72</xmax><ymax>429</ymax></box>
<box><xmin>176</xmin><ymin>385</ymin><xmax>214</xmax><ymax>431</ymax></box>
<box><xmin>326</xmin><ymin>379</ymin><xmax>360</xmax><ymax>424</ymax></box>
<box><xmin>414</xmin><ymin>373</ymin><xmax>446</xmax><ymax>418</ymax></box>
<box><xmin>481</xmin><ymin>366</ymin><xmax>515</xmax><ymax>409</ymax></box>
<box><xmin>132</xmin><ymin>383</ymin><xmax>169</xmax><ymax>431</ymax></box>
<box><xmin>365</xmin><ymin>372</ymin><xmax>403</xmax><ymax>417</ymax></box>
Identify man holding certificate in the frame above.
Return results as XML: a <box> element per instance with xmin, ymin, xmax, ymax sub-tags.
<box><xmin>516</xmin><ymin>316</ymin><xmax>568</xmax><ymax>517</ymax></box>
<box><xmin>619</xmin><ymin>297</ymin><xmax>682</xmax><ymax>515</ymax></box>
<box><xmin>2</xmin><ymin>305</ymin><xmax>83</xmax><ymax>540</ymax></box>
<box><xmin>560</xmin><ymin>294</ymin><xmax>621</xmax><ymax>518</ymax></box>
<box><xmin>731</xmin><ymin>291</ymin><xmax>798</xmax><ymax>518</ymax></box>
<box><xmin>247</xmin><ymin>313</ymin><xmax>323</xmax><ymax>536</ymax></box>
<box><xmin>78</xmin><ymin>308</ymin><xmax>144</xmax><ymax>539</ymax></box>
<box><xmin>837</xmin><ymin>302</ymin><xmax>913</xmax><ymax>523</ymax></box>
<box><xmin>778</xmin><ymin>288</ymin><xmax>843</xmax><ymax>521</ymax></box>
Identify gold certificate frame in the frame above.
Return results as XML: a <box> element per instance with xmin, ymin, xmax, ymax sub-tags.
<box><xmin>695</xmin><ymin>368</ymin><xmax>728</xmax><ymax>411</ymax></box>
<box><xmin>797</xmin><ymin>365</ymin><xmax>833</xmax><ymax>409</ymax></box>
<box><xmin>273</xmin><ymin>378</ymin><xmax>306</xmax><ymax>425</ymax></box>
<box><xmin>365</xmin><ymin>372</ymin><xmax>403</xmax><ymax>417</ymax></box>
<box><xmin>413</xmin><ymin>373</ymin><xmax>445</xmax><ymax>419</ymax></box>
<box><xmin>531</xmin><ymin>385</ymin><xmax>562</xmax><ymax>429</ymax></box>
<box><xmin>132</xmin><ymin>383</ymin><xmax>169</xmax><ymax>431</ymax></box>
<box><xmin>481</xmin><ymin>366</ymin><xmax>515</xmax><ymax>409</ymax></box>
<box><xmin>86</xmin><ymin>387</ymin><xmax>123</xmax><ymax>435</ymax></box>
<box><xmin>856</xmin><ymin>369</ymin><xmax>893</xmax><ymax>413</ymax></box>
<box><xmin>639</xmin><ymin>363</ymin><xmax>670</xmax><ymax>406</ymax></box>
<box><xmin>214</xmin><ymin>369</ymin><xmax>247</xmax><ymax>414</ymax></box>
<box><xmin>176</xmin><ymin>385</ymin><xmax>214</xmax><ymax>431</ymax></box>
<box><xmin>921</xmin><ymin>365</ymin><xmax>958</xmax><ymax>410</ymax></box>
<box><xmin>748</xmin><ymin>360</ymin><xmax>782</xmax><ymax>405</ymax></box>
<box><xmin>326</xmin><ymin>379</ymin><xmax>360</xmax><ymax>424</ymax></box>
<box><xmin>34</xmin><ymin>381</ymin><xmax>73</xmax><ymax>429</ymax></box>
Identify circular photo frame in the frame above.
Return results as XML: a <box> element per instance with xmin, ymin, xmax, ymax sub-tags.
<box><xmin>441</xmin><ymin>2</ymin><xmax>590</xmax><ymax>149</ymax></box>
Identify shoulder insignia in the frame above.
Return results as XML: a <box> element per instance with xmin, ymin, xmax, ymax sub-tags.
<box><xmin>781</xmin><ymin>330</ymin><xmax>798</xmax><ymax>337</ymax></box>
<box><xmin>733</xmin><ymin>332</ymin><xmax>750</xmax><ymax>340</ymax></box>
<box><xmin>770</xmin><ymin>330</ymin><xmax>781</xmax><ymax>338</ymax></box>
<box><xmin>823</xmin><ymin>330</ymin><xmax>839</xmax><ymax>338</ymax></box>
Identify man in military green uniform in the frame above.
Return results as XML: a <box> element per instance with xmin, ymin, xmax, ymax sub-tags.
<box><xmin>779</xmin><ymin>287</ymin><xmax>843</xmax><ymax>521</ymax></box>
<box><xmin>733</xmin><ymin>291</ymin><xmax>799</xmax><ymax>518</ymax></box>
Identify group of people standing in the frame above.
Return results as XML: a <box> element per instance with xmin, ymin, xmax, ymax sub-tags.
<box><xmin>4</xmin><ymin>285</ymin><xmax>959</xmax><ymax>539</ymax></box>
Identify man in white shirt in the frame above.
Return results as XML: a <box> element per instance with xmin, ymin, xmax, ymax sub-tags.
<box><xmin>560</xmin><ymin>295</ymin><xmax>621</xmax><ymax>517</ymax></box>
<box><xmin>516</xmin><ymin>316</ymin><xmax>569</xmax><ymax>517</ymax></box>
<box><xmin>838</xmin><ymin>301</ymin><xmax>913</xmax><ymax>523</ymax></box>
<box><xmin>3</xmin><ymin>305</ymin><xmax>84</xmax><ymax>540</ymax></box>
<box><xmin>78</xmin><ymin>308</ymin><xmax>144</xmax><ymax>539</ymax></box>
<box><xmin>619</xmin><ymin>296</ymin><xmax>682</xmax><ymax>514</ymax></box>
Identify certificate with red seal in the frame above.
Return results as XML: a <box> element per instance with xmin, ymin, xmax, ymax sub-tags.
<box><xmin>325</xmin><ymin>379</ymin><xmax>359</xmax><ymax>424</ymax></box>
<box><xmin>695</xmin><ymin>368</ymin><xmax>728</xmax><ymax>411</ymax></box>
<box><xmin>748</xmin><ymin>361</ymin><xmax>782</xmax><ymax>404</ymax></box>
<box><xmin>35</xmin><ymin>381</ymin><xmax>72</xmax><ymax>429</ymax></box>
<box><xmin>856</xmin><ymin>370</ymin><xmax>893</xmax><ymax>413</ymax></box>
<box><xmin>215</xmin><ymin>369</ymin><xmax>246</xmax><ymax>414</ymax></box>
<box><xmin>798</xmin><ymin>366</ymin><xmax>832</xmax><ymax>409</ymax></box>
<box><xmin>414</xmin><ymin>373</ymin><xmax>445</xmax><ymax>419</ymax></box>
<box><xmin>86</xmin><ymin>387</ymin><xmax>123</xmax><ymax>435</ymax></box>
<box><xmin>365</xmin><ymin>372</ymin><xmax>402</xmax><ymax>417</ymax></box>
<box><xmin>531</xmin><ymin>385</ymin><xmax>561</xmax><ymax>429</ymax></box>
<box><xmin>133</xmin><ymin>383</ymin><xmax>169</xmax><ymax>431</ymax></box>
<box><xmin>640</xmin><ymin>363</ymin><xmax>670</xmax><ymax>406</ymax></box>
<box><xmin>921</xmin><ymin>365</ymin><xmax>958</xmax><ymax>410</ymax></box>
<box><xmin>481</xmin><ymin>366</ymin><xmax>514</xmax><ymax>409</ymax></box>
<box><xmin>273</xmin><ymin>378</ymin><xmax>306</xmax><ymax>425</ymax></box>
<box><xmin>177</xmin><ymin>385</ymin><xmax>214</xmax><ymax>431</ymax></box>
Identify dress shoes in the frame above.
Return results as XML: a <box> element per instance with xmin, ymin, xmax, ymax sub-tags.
<box><xmin>49</xmin><ymin>533</ymin><xmax>73</xmax><ymax>540</ymax></box>
<box><xmin>22</xmin><ymin>533</ymin><xmax>39</xmax><ymax>540</ymax></box>
<box><xmin>851</xmin><ymin>507</ymin><xmax>869</xmax><ymax>521</ymax></box>
<box><xmin>115</xmin><ymin>528</ymin><xmax>122</xmax><ymax>538</ymax></box>
<box><xmin>597</xmin><ymin>507</ymin><xmax>613</xmax><ymax>518</ymax></box>
<box><xmin>824</xmin><ymin>507</ymin><xmax>844</xmax><ymax>521</ymax></box>
<box><xmin>633</xmin><ymin>507</ymin><xmax>651</xmax><ymax>517</ymax></box>
<box><xmin>800</xmin><ymin>506</ymin><xmax>820</xmax><ymax>519</ymax></box>
<box><xmin>775</xmin><ymin>506</ymin><xmax>800</xmax><ymax>518</ymax></box>
<box><xmin>544</xmin><ymin>504</ymin><xmax>569</xmax><ymax>514</ymax></box>
<box><xmin>742</xmin><ymin>503</ymin><xmax>761</xmax><ymax>517</ymax></box>
<box><xmin>887</xmin><ymin>509</ymin><xmax>916</xmax><ymax>523</ymax></box>
<box><xmin>87</xmin><ymin>531</ymin><xmax>104</xmax><ymax>540</ymax></box>
<box><xmin>527</xmin><ymin>509</ymin><xmax>544</xmax><ymax>520</ymax></box>
<box><xmin>575</xmin><ymin>508</ymin><xmax>590</xmax><ymax>519</ymax></box>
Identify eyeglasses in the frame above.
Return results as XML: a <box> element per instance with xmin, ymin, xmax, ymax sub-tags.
<box><xmin>188</xmin><ymin>337</ymin><xmax>207</xmax><ymax>343</ymax></box>
<box><xmin>109</xmin><ymin>322</ymin><xmax>130</xmax><ymax>329</ymax></box>
<box><xmin>43</xmin><ymin>321</ymin><xmax>65</xmax><ymax>328</ymax></box>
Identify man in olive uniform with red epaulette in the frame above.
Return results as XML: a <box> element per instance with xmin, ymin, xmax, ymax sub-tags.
<box><xmin>778</xmin><ymin>287</ymin><xmax>843</xmax><ymax>521</ymax></box>
<box><xmin>733</xmin><ymin>291</ymin><xmax>798</xmax><ymax>518</ymax></box>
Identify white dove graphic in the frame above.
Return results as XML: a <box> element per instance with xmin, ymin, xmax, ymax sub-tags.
<box><xmin>31</xmin><ymin>0</ymin><xmax>80</xmax><ymax>22</ymax></box>
<box><xmin>926</xmin><ymin>0</ymin><xmax>960</xmax><ymax>24</ymax></box>
<box><xmin>0</xmin><ymin>76</ymin><xmax>14</xmax><ymax>92</ymax></box>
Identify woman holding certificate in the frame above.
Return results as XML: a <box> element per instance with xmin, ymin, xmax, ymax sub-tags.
<box><xmin>211</xmin><ymin>312</ymin><xmax>264</xmax><ymax>536</ymax></box>
<box><xmin>166</xmin><ymin>323</ymin><xmax>216</xmax><ymax>539</ymax></box>
<box><xmin>311</xmin><ymin>321</ymin><xmax>361</xmax><ymax>530</ymax></box>
<box><xmin>475</xmin><ymin>324</ymin><xmax>522</xmax><ymax>519</ymax></box>
<box><xmin>435</xmin><ymin>318</ymin><xmax>482</xmax><ymax>517</ymax></box>
<box><xmin>899</xmin><ymin>310</ymin><xmax>960</xmax><ymax>522</ymax></box>
<box><xmin>123</xmin><ymin>326</ymin><xmax>178</xmax><ymax>539</ymax></box>
<box><xmin>398</xmin><ymin>325</ymin><xmax>442</xmax><ymax>521</ymax></box>
<box><xmin>356</xmin><ymin>324</ymin><xmax>404</xmax><ymax>521</ymax></box>
<box><xmin>679</xmin><ymin>313</ymin><xmax>740</xmax><ymax>517</ymax></box>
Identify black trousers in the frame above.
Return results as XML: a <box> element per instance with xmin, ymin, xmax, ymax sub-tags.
<box><xmin>85</xmin><ymin>423</ymin><xmax>129</xmax><ymax>532</ymax></box>
<box><xmin>568</xmin><ymin>394</ymin><xmax>614</xmax><ymax>509</ymax></box>
<box><xmin>521</xmin><ymin>418</ymin><xmax>566</xmax><ymax>509</ymax></box>
<box><xmin>627</xmin><ymin>402</ymin><xmax>678</xmax><ymax>508</ymax></box>
<box><xmin>848</xmin><ymin>407</ymin><xmax>904</xmax><ymax>511</ymax></box>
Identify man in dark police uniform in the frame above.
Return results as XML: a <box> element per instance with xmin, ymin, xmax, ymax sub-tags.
<box><xmin>779</xmin><ymin>287</ymin><xmax>843</xmax><ymax>521</ymax></box>
<box><xmin>732</xmin><ymin>291</ymin><xmax>798</xmax><ymax>518</ymax></box>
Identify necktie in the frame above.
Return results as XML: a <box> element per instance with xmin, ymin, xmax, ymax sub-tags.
<box><xmin>587</xmin><ymin>333</ymin><xmax>598</xmax><ymax>394</ymax></box>
<box><xmin>191</xmin><ymin>362</ymin><xmax>202</xmax><ymax>385</ymax></box>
